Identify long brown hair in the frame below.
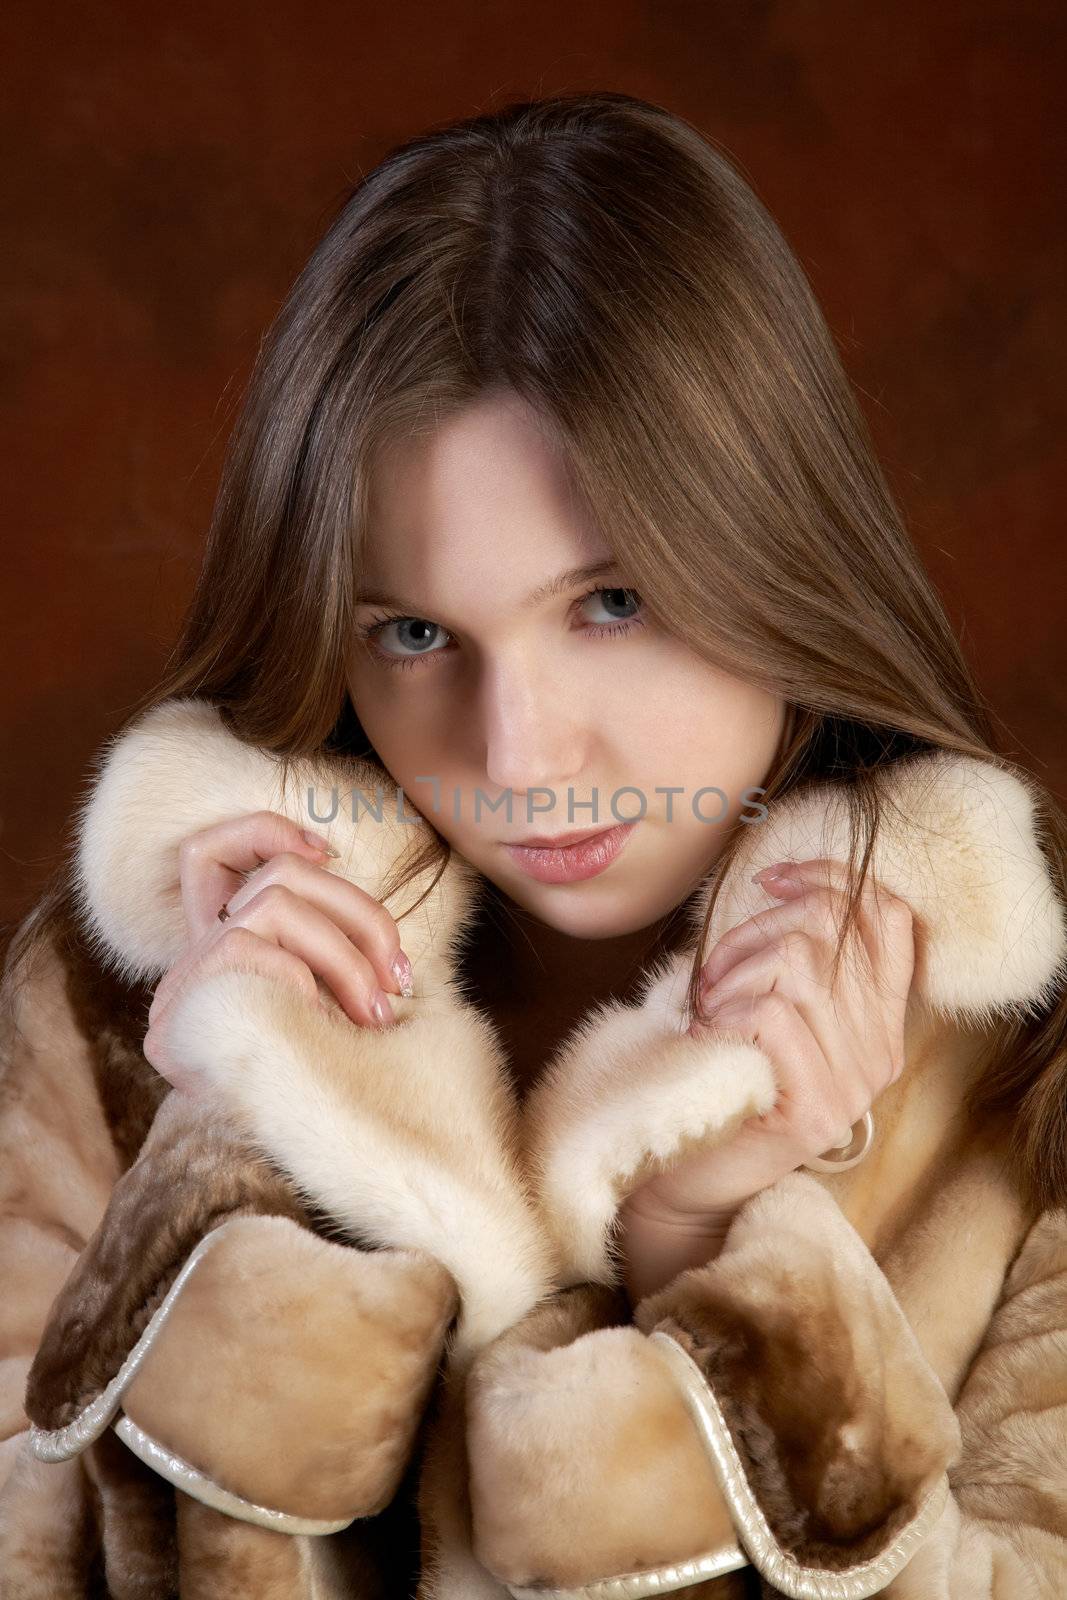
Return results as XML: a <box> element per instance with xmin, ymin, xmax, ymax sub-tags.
<box><xmin>26</xmin><ymin>90</ymin><xmax>1067</xmax><ymax>1211</ymax></box>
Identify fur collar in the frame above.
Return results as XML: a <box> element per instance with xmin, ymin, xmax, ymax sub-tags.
<box><xmin>71</xmin><ymin>696</ymin><xmax>1066</xmax><ymax>1315</ymax></box>
<box><xmin>25</xmin><ymin>694</ymin><xmax>1065</xmax><ymax>1590</ymax></box>
<box><xmin>76</xmin><ymin>696</ymin><xmax>1065</xmax><ymax>1011</ymax></box>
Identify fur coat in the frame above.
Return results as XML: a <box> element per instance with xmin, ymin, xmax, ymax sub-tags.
<box><xmin>1</xmin><ymin>694</ymin><xmax>1066</xmax><ymax>1600</ymax></box>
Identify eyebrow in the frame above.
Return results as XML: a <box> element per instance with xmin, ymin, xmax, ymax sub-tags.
<box><xmin>354</xmin><ymin>558</ymin><xmax>622</xmax><ymax>614</ymax></box>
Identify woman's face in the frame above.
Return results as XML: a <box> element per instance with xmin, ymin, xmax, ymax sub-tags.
<box><xmin>346</xmin><ymin>388</ymin><xmax>787</xmax><ymax>940</ymax></box>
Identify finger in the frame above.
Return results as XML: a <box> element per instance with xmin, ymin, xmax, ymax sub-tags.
<box><xmin>703</xmin><ymin>897</ymin><xmax>874</xmax><ymax>1020</ymax></box>
<box><xmin>757</xmin><ymin>857</ymin><xmax>915</xmax><ymax>1008</ymax></box>
<box><xmin>708</xmin><ymin>856</ymin><xmax>913</xmax><ymax>1006</ymax></box>
<box><xmin>222</xmin><ymin>852</ymin><xmax>409</xmax><ymax>998</ymax></box>
<box><xmin>690</xmin><ymin>989</ymin><xmax>856</xmax><ymax>1156</ymax></box>
<box><xmin>150</xmin><ymin>925</ymin><xmax>320</xmax><ymax>1033</ymax></box>
<box><xmin>699</xmin><ymin>929</ymin><xmax>828</xmax><ymax>1017</ymax></box>
<box><xmin>178</xmin><ymin>810</ymin><xmax>335</xmax><ymax>944</ymax></box>
<box><xmin>223</xmin><ymin>881</ymin><xmax>397</xmax><ymax>1029</ymax></box>
<box><xmin>696</xmin><ymin>931</ymin><xmax>891</xmax><ymax>1107</ymax></box>
<box><xmin>699</xmin><ymin>932</ymin><xmax>856</xmax><ymax>1084</ymax></box>
<box><xmin>700</xmin><ymin>874</ymin><xmax>855</xmax><ymax>992</ymax></box>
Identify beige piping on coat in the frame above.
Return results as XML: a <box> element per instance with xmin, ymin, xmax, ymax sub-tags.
<box><xmin>112</xmin><ymin>1414</ymin><xmax>353</xmax><ymax>1537</ymax></box>
<box><xmin>646</xmin><ymin>1330</ymin><xmax>950</xmax><ymax>1600</ymax></box>
<box><xmin>26</xmin><ymin>1217</ymin><xmax>354</xmax><ymax>1536</ymax></box>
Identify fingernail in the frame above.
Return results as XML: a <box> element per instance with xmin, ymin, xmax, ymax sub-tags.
<box><xmin>391</xmin><ymin>950</ymin><xmax>414</xmax><ymax>998</ymax></box>
<box><xmin>752</xmin><ymin>860</ymin><xmax>797</xmax><ymax>884</ymax></box>
<box><xmin>752</xmin><ymin>865</ymin><xmax>801</xmax><ymax>896</ymax></box>
<box><xmin>302</xmin><ymin>828</ymin><xmax>340</xmax><ymax>858</ymax></box>
<box><xmin>372</xmin><ymin>989</ymin><xmax>395</xmax><ymax>1027</ymax></box>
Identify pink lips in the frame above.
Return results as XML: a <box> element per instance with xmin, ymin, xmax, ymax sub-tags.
<box><xmin>503</xmin><ymin>822</ymin><xmax>638</xmax><ymax>883</ymax></box>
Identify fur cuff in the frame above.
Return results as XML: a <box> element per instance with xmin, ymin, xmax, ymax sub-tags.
<box><xmin>635</xmin><ymin>1175</ymin><xmax>961</xmax><ymax>1594</ymax></box>
<box><xmin>24</xmin><ymin>1093</ymin><xmax>458</xmax><ymax>1531</ymax></box>
<box><xmin>467</xmin><ymin>1175</ymin><xmax>962</xmax><ymax>1600</ymax></box>
<box><xmin>28</xmin><ymin>1212</ymin><xmax>457</xmax><ymax>1532</ymax></box>
<box><xmin>466</xmin><ymin>1284</ymin><xmax>750</xmax><ymax>1596</ymax></box>
<box><xmin>522</xmin><ymin>958</ymin><xmax>776</xmax><ymax>1288</ymax></box>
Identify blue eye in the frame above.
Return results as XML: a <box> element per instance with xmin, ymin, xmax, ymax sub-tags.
<box><xmin>579</xmin><ymin>587</ymin><xmax>643</xmax><ymax>629</ymax></box>
<box><xmin>369</xmin><ymin>617</ymin><xmax>450</xmax><ymax>662</ymax></box>
<box><xmin>357</xmin><ymin>585</ymin><xmax>645</xmax><ymax>673</ymax></box>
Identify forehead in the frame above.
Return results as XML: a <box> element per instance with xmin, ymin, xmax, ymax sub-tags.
<box><xmin>360</xmin><ymin>391</ymin><xmax>611</xmax><ymax>604</ymax></box>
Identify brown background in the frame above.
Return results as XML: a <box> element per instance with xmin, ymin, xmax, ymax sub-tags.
<box><xmin>3</xmin><ymin>1</ymin><xmax>1065</xmax><ymax>935</ymax></box>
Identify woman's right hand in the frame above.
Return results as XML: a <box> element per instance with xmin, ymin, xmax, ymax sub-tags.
<box><xmin>143</xmin><ymin>810</ymin><xmax>414</xmax><ymax>1096</ymax></box>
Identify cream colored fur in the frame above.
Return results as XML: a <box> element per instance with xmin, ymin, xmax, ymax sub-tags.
<box><xmin>69</xmin><ymin>698</ymin><xmax>762</xmax><ymax>1364</ymax></box>
<box><xmin>523</xmin><ymin>750</ymin><xmax>1067</xmax><ymax>1285</ymax></box>
<box><xmin>162</xmin><ymin>970</ymin><xmax>554</xmax><ymax>1358</ymax></box>
<box><xmin>64</xmin><ymin>695</ymin><xmax>1067</xmax><ymax>1597</ymax></box>
<box><xmin>74</xmin><ymin>701</ymin><xmax>1067</xmax><ymax>1316</ymax></box>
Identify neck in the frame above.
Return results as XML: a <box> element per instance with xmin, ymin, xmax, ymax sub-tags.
<box><xmin>461</xmin><ymin>880</ymin><xmax>698</xmax><ymax>1016</ymax></box>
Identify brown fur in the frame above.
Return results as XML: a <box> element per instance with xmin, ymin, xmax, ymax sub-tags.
<box><xmin>81</xmin><ymin>1428</ymin><xmax>179</xmax><ymax>1599</ymax></box>
<box><xmin>48</xmin><ymin>878</ymin><xmax>168</xmax><ymax>1168</ymax></box>
<box><xmin>637</xmin><ymin>1267</ymin><xmax>952</xmax><ymax>1570</ymax></box>
<box><xmin>4</xmin><ymin>727</ymin><xmax>1067</xmax><ymax>1597</ymax></box>
<box><xmin>25</xmin><ymin>1093</ymin><xmax>313</xmax><ymax>1431</ymax></box>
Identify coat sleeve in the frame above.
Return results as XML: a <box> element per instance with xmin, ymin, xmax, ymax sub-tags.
<box><xmin>0</xmin><ymin>899</ymin><xmax>459</xmax><ymax>1552</ymax></box>
<box><xmin>0</xmin><ymin>900</ymin><xmax>176</xmax><ymax>1590</ymax></box>
<box><xmin>466</xmin><ymin>1172</ymin><xmax>1067</xmax><ymax>1598</ymax></box>
<box><xmin>633</xmin><ymin>1172</ymin><xmax>1067</xmax><ymax>1599</ymax></box>
<box><xmin>147</xmin><ymin>959</ymin><xmax>557</xmax><ymax>1363</ymax></box>
<box><xmin>874</xmin><ymin>1195</ymin><xmax>1067</xmax><ymax>1596</ymax></box>
<box><xmin>0</xmin><ymin>901</ymin><xmax>121</xmax><ymax>1499</ymax></box>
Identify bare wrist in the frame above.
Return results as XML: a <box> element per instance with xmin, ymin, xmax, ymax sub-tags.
<box><xmin>617</xmin><ymin>1199</ymin><xmax>736</xmax><ymax>1306</ymax></box>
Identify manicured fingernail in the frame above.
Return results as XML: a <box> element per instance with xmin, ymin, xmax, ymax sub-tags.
<box><xmin>372</xmin><ymin>989</ymin><xmax>395</xmax><ymax>1027</ymax></box>
<box><xmin>752</xmin><ymin>860</ymin><xmax>797</xmax><ymax>884</ymax></box>
<box><xmin>302</xmin><ymin>828</ymin><xmax>340</xmax><ymax>858</ymax></box>
<box><xmin>391</xmin><ymin>950</ymin><xmax>414</xmax><ymax>998</ymax></box>
<box><xmin>752</xmin><ymin>864</ymin><xmax>802</xmax><ymax>897</ymax></box>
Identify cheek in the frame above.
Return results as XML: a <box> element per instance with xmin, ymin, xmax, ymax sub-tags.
<box><xmin>346</xmin><ymin>678</ymin><xmax>467</xmax><ymax>831</ymax></box>
<box><xmin>623</xmin><ymin>669</ymin><xmax>778</xmax><ymax>783</ymax></box>
<box><xmin>347</xmin><ymin>669</ymin><xmax>431</xmax><ymax>763</ymax></box>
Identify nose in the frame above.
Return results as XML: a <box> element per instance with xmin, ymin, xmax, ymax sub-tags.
<box><xmin>479</xmin><ymin>652</ymin><xmax>587</xmax><ymax>798</ymax></box>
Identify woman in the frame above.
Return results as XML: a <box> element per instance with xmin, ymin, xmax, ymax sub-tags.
<box><xmin>1</xmin><ymin>90</ymin><xmax>1065</xmax><ymax>1598</ymax></box>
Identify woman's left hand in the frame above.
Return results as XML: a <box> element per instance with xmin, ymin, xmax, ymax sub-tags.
<box><xmin>621</xmin><ymin>856</ymin><xmax>916</xmax><ymax>1231</ymax></box>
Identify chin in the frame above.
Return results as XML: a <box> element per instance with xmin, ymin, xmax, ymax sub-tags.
<box><xmin>508</xmin><ymin>881</ymin><xmax>670</xmax><ymax>941</ymax></box>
